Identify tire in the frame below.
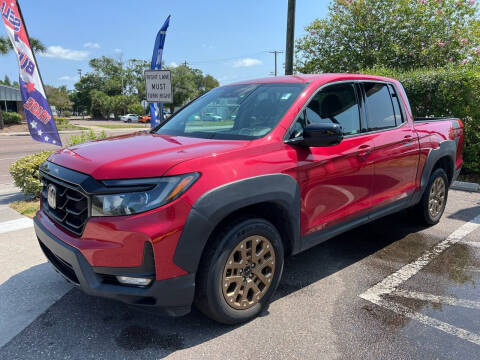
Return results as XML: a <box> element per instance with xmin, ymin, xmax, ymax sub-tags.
<box><xmin>127</xmin><ymin>119</ymin><xmax>131</xmax><ymax>123</ymax></box>
<box><xmin>412</xmin><ymin>168</ymin><xmax>449</xmax><ymax>225</ymax></box>
<box><xmin>195</xmin><ymin>218</ymin><xmax>284</xmax><ymax>324</ymax></box>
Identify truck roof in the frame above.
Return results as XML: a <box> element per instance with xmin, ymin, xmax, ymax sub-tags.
<box><xmin>228</xmin><ymin>73</ymin><xmax>396</xmax><ymax>85</ymax></box>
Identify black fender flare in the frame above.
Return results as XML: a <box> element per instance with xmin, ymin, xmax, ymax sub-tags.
<box><xmin>412</xmin><ymin>139</ymin><xmax>456</xmax><ymax>204</ymax></box>
<box><xmin>173</xmin><ymin>174</ymin><xmax>301</xmax><ymax>273</ymax></box>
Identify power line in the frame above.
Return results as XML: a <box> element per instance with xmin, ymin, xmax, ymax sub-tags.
<box><xmin>268</xmin><ymin>50</ymin><xmax>284</xmax><ymax>76</ymax></box>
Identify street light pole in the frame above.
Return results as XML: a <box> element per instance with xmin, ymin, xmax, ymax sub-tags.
<box><xmin>285</xmin><ymin>0</ymin><xmax>296</xmax><ymax>75</ymax></box>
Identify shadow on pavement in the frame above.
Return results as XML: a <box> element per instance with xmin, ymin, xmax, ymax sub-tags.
<box><xmin>0</xmin><ymin>191</ymin><xmax>26</xmax><ymax>205</ymax></box>
<box><xmin>0</xmin><ymin>211</ymin><xmax>427</xmax><ymax>359</ymax></box>
<box><xmin>447</xmin><ymin>202</ymin><xmax>480</xmax><ymax>222</ymax></box>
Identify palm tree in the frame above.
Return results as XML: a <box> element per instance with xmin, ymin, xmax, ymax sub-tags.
<box><xmin>0</xmin><ymin>36</ymin><xmax>45</xmax><ymax>55</ymax></box>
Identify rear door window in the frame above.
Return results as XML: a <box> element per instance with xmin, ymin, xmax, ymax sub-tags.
<box><xmin>388</xmin><ymin>84</ymin><xmax>404</xmax><ymax>126</ymax></box>
<box><xmin>363</xmin><ymin>83</ymin><xmax>396</xmax><ymax>131</ymax></box>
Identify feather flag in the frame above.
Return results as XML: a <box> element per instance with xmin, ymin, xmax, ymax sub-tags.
<box><xmin>149</xmin><ymin>15</ymin><xmax>170</xmax><ymax>128</ymax></box>
<box><xmin>1</xmin><ymin>0</ymin><xmax>61</xmax><ymax>146</ymax></box>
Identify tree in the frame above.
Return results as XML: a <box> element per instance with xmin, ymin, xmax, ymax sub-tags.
<box><xmin>295</xmin><ymin>0</ymin><xmax>480</xmax><ymax>73</ymax></box>
<box><xmin>2</xmin><ymin>75</ymin><xmax>11</xmax><ymax>86</ymax></box>
<box><xmin>128</xmin><ymin>103</ymin><xmax>144</xmax><ymax>115</ymax></box>
<box><xmin>166</xmin><ymin>65</ymin><xmax>219</xmax><ymax>111</ymax></box>
<box><xmin>0</xmin><ymin>36</ymin><xmax>45</xmax><ymax>55</ymax></box>
<box><xmin>90</xmin><ymin>90</ymin><xmax>111</xmax><ymax>119</ymax></box>
<box><xmin>45</xmin><ymin>85</ymin><xmax>73</xmax><ymax>114</ymax></box>
<box><xmin>71</xmin><ymin>73</ymin><xmax>104</xmax><ymax>115</ymax></box>
<box><xmin>168</xmin><ymin>65</ymin><xmax>199</xmax><ymax>112</ymax></box>
<box><xmin>70</xmin><ymin>56</ymin><xmax>219</xmax><ymax>117</ymax></box>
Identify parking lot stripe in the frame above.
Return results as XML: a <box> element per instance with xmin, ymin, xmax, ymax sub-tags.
<box><xmin>0</xmin><ymin>218</ymin><xmax>33</xmax><ymax>234</ymax></box>
<box><xmin>360</xmin><ymin>214</ymin><xmax>480</xmax><ymax>345</ymax></box>
<box><xmin>392</xmin><ymin>289</ymin><xmax>480</xmax><ymax>310</ymax></box>
<box><xmin>360</xmin><ymin>214</ymin><xmax>480</xmax><ymax>302</ymax></box>
<box><xmin>374</xmin><ymin>298</ymin><xmax>480</xmax><ymax>345</ymax></box>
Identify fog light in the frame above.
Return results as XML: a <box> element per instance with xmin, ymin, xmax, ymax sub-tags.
<box><xmin>116</xmin><ymin>276</ymin><xmax>152</xmax><ymax>286</ymax></box>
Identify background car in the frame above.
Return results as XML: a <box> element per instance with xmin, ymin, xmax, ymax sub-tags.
<box><xmin>139</xmin><ymin>115</ymin><xmax>151</xmax><ymax>123</ymax></box>
<box><xmin>120</xmin><ymin>114</ymin><xmax>139</xmax><ymax>122</ymax></box>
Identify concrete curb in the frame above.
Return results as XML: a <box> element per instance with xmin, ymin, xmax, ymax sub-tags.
<box><xmin>451</xmin><ymin>181</ymin><xmax>480</xmax><ymax>193</ymax></box>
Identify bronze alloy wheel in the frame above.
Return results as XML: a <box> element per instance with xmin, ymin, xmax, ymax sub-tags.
<box><xmin>428</xmin><ymin>176</ymin><xmax>446</xmax><ymax>218</ymax></box>
<box><xmin>222</xmin><ymin>235</ymin><xmax>276</xmax><ymax>310</ymax></box>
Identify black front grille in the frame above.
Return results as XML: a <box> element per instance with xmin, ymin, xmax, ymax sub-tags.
<box><xmin>41</xmin><ymin>176</ymin><xmax>89</xmax><ymax>236</ymax></box>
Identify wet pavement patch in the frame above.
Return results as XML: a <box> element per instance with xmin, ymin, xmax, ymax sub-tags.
<box><xmin>115</xmin><ymin>325</ymin><xmax>184</xmax><ymax>351</ymax></box>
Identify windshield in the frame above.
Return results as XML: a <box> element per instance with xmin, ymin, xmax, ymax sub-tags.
<box><xmin>155</xmin><ymin>83</ymin><xmax>306</xmax><ymax>140</ymax></box>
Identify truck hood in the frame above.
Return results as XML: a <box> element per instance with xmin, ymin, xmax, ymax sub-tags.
<box><xmin>48</xmin><ymin>132</ymin><xmax>248</xmax><ymax>179</ymax></box>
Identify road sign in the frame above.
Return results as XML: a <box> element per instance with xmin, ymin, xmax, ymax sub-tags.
<box><xmin>144</xmin><ymin>70</ymin><xmax>172</xmax><ymax>103</ymax></box>
<box><xmin>141</xmin><ymin>100</ymin><xmax>148</xmax><ymax>109</ymax></box>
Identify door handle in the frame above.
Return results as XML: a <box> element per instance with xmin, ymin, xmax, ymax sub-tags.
<box><xmin>402</xmin><ymin>135</ymin><xmax>413</xmax><ymax>144</ymax></box>
<box><xmin>357</xmin><ymin>144</ymin><xmax>371</xmax><ymax>158</ymax></box>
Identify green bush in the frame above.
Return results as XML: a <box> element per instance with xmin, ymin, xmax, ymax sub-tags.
<box><xmin>62</xmin><ymin>110</ymin><xmax>73</xmax><ymax>117</ymax></box>
<box><xmin>128</xmin><ymin>103</ymin><xmax>144</xmax><ymax>115</ymax></box>
<box><xmin>54</xmin><ymin>117</ymin><xmax>69</xmax><ymax>126</ymax></box>
<box><xmin>9</xmin><ymin>151</ymin><xmax>54</xmax><ymax>198</ymax></box>
<box><xmin>67</xmin><ymin>129</ymin><xmax>107</xmax><ymax>146</ymax></box>
<box><xmin>365</xmin><ymin>65</ymin><xmax>480</xmax><ymax>174</ymax></box>
<box><xmin>9</xmin><ymin>130</ymin><xmax>108</xmax><ymax>198</ymax></box>
<box><xmin>1</xmin><ymin>111</ymin><xmax>22</xmax><ymax>125</ymax></box>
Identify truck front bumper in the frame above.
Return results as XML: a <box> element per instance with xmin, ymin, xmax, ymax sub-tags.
<box><xmin>34</xmin><ymin>217</ymin><xmax>195</xmax><ymax>317</ymax></box>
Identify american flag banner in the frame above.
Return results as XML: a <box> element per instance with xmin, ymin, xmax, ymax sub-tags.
<box><xmin>1</xmin><ymin>0</ymin><xmax>61</xmax><ymax>146</ymax></box>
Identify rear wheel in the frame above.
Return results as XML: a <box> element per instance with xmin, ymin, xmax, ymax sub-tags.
<box><xmin>195</xmin><ymin>218</ymin><xmax>284</xmax><ymax>324</ymax></box>
<box><xmin>413</xmin><ymin>168</ymin><xmax>448</xmax><ymax>225</ymax></box>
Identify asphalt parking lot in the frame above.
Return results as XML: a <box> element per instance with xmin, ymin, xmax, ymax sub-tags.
<box><xmin>1</xmin><ymin>188</ymin><xmax>480</xmax><ymax>359</ymax></box>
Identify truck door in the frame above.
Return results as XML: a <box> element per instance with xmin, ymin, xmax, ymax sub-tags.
<box><xmin>361</xmin><ymin>82</ymin><xmax>419</xmax><ymax>210</ymax></box>
<box><xmin>289</xmin><ymin>82</ymin><xmax>375</xmax><ymax>236</ymax></box>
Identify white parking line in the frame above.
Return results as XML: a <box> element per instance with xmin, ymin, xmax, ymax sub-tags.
<box><xmin>0</xmin><ymin>218</ymin><xmax>33</xmax><ymax>234</ymax></box>
<box><xmin>392</xmin><ymin>289</ymin><xmax>480</xmax><ymax>310</ymax></box>
<box><xmin>360</xmin><ymin>214</ymin><xmax>480</xmax><ymax>345</ymax></box>
<box><xmin>371</xmin><ymin>298</ymin><xmax>480</xmax><ymax>345</ymax></box>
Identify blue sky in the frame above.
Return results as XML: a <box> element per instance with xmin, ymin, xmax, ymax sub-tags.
<box><xmin>1</xmin><ymin>0</ymin><xmax>330</xmax><ymax>88</ymax></box>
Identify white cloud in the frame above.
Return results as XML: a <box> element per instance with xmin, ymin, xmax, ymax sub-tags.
<box><xmin>168</xmin><ymin>61</ymin><xmax>178</xmax><ymax>68</ymax></box>
<box><xmin>232</xmin><ymin>58</ymin><xmax>262</xmax><ymax>68</ymax></box>
<box><xmin>59</xmin><ymin>75</ymin><xmax>78</xmax><ymax>81</ymax></box>
<box><xmin>41</xmin><ymin>46</ymin><xmax>89</xmax><ymax>61</ymax></box>
<box><xmin>84</xmin><ymin>42</ymin><xmax>100</xmax><ymax>49</ymax></box>
<box><xmin>114</xmin><ymin>48</ymin><xmax>122</xmax><ymax>53</ymax></box>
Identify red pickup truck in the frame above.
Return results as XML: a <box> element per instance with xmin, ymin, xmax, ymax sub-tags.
<box><xmin>35</xmin><ymin>74</ymin><xmax>464</xmax><ymax>324</ymax></box>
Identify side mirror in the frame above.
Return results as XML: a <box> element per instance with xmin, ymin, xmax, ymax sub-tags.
<box><xmin>287</xmin><ymin>123</ymin><xmax>343</xmax><ymax>147</ymax></box>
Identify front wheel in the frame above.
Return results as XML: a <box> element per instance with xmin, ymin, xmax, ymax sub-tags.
<box><xmin>412</xmin><ymin>168</ymin><xmax>449</xmax><ymax>225</ymax></box>
<box><xmin>195</xmin><ymin>218</ymin><xmax>284</xmax><ymax>324</ymax></box>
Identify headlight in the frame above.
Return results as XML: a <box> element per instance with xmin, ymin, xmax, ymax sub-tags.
<box><xmin>91</xmin><ymin>173</ymin><xmax>199</xmax><ymax>216</ymax></box>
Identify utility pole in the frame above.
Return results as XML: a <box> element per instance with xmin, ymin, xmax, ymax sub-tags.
<box><xmin>268</xmin><ymin>50</ymin><xmax>284</xmax><ymax>76</ymax></box>
<box><xmin>285</xmin><ymin>0</ymin><xmax>296</xmax><ymax>75</ymax></box>
<box><xmin>183</xmin><ymin>60</ymin><xmax>189</xmax><ymax>67</ymax></box>
<box><xmin>77</xmin><ymin>69</ymin><xmax>82</xmax><ymax>79</ymax></box>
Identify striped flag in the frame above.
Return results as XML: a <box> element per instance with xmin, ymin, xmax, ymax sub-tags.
<box><xmin>1</xmin><ymin>0</ymin><xmax>61</xmax><ymax>146</ymax></box>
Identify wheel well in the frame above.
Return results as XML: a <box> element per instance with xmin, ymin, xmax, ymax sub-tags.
<box><xmin>201</xmin><ymin>202</ymin><xmax>294</xmax><ymax>261</ymax></box>
<box><xmin>433</xmin><ymin>156</ymin><xmax>454</xmax><ymax>185</ymax></box>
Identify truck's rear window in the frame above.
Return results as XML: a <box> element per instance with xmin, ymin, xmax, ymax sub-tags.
<box><xmin>155</xmin><ymin>83</ymin><xmax>306</xmax><ymax>140</ymax></box>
